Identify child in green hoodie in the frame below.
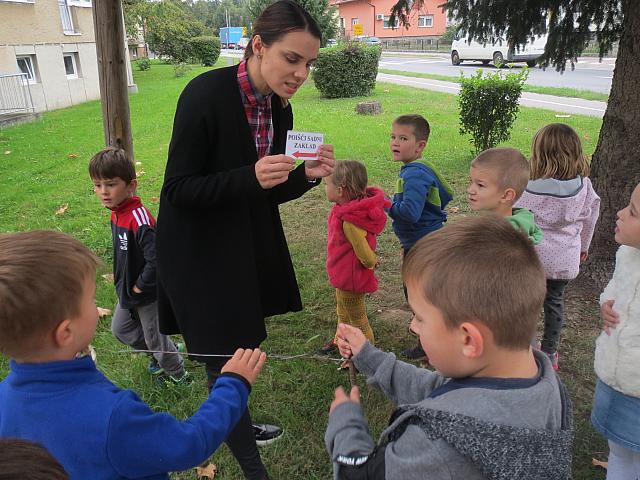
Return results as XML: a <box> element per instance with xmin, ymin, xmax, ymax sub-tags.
<box><xmin>467</xmin><ymin>147</ymin><xmax>542</xmax><ymax>244</ymax></box>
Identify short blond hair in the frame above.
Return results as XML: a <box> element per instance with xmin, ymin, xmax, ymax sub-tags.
<box><xmin>403</xmin><ymin>216</ymin><xmax>546</xmax><ymax>350</ymax></box>
<box><xmin>472</xmin><ymin>147</ymin><xmax>530</xmax><ymax>200</ymax></box>
<box><xmin>330</xmin><ymin>160</ymin><xmax>368</xmax><ymax>200</ymax></box>
<box><xmin>0</xmin><ymin>231</ymin><xmax>100</xmax><ymax>357</ymax></box>
<box><xmin>530</xmin><ymin>123</ymin><xmax>590</xmax><ymax>180</ymax></box>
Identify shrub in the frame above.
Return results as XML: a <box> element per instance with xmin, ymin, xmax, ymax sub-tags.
<box><xmin>312</xmin><ymin>42</ymin><xmax>381</xmax><ymax>98</ymax></box>
<box><xmin>458</xmin><ymin>68</ymin><xmax>529</xmax><ymax>153</ymax></box>
<box><xmin>173</xmin><ymin>62</ymin><xmax>190</xmax><ymax>78</ymax></box>
<box><xmin>136</xmin><ymin>57</ymin><xmax>151</xmax><ymax>71</ymax></box>
<box><xmin>189</xmin><ymin>36</ymin><xmax>221</xmax><ymax>66</ymax></box>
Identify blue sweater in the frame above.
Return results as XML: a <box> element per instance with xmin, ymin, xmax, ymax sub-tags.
<box><xmin>389</xmin><ymin>160</ymin><xmax>453</xmax><ymax>250</ymax></box>
<box><xmin>0</xmin><ymin>356</ymin><xmax>249</xmax><ymax>479</ymax></box>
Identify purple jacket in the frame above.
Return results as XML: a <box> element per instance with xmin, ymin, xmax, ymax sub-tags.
<box><xmin>516</xmin><ymin>176</ymin><xmax>600</xmax><ymax>280</ymax></box>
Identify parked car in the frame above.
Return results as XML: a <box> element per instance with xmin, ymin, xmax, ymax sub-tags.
<box><xmin>450</xmin><ymin>33</ymin><xmax>547</xmax><ymax>67</ymax></box>
<box><xmin>353</xmin><ymin>35</ymin><xmax>381</xmax><ymax>46</ymax></box>
<box><xmin>327</xmin><ymin>38</ymin><xmax>338</xmax><ymax>46</ymax></box>
<box><xmin>236</xmin><ymin>37</ymin><xmax>250</xmax><ymax>50</ymax></box>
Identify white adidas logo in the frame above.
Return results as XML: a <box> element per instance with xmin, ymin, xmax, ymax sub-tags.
<box><xmin>119</xmin><ymin>232</ymin><xmax>128</xmax><ymax>251</ymax></box>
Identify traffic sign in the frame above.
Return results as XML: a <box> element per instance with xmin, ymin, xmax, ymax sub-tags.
<box><xmin>353</xmin><ymin>24</ymin><xmax>363</xmax><ymax>36</ymax></box>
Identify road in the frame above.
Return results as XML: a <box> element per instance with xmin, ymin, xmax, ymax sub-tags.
<box><xmin>379</xmin><ymin>54</ymin><xmax>615</xmax><ymax>93</ymax></box>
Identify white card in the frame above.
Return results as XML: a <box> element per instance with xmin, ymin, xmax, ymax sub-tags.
<box><xmin>285</xmin><ymin>130</ymin><xmax>324</xmax><ymax>161</ymax></box>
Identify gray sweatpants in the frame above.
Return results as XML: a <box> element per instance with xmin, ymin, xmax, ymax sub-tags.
<box><xmin>112</xmin><ymin>301</ymin><xmax>184</xmax><ymax>376</ymax></box>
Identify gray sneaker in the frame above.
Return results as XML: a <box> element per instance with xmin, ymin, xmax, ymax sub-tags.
<box><xmin>253</xmin><ymin>423</ymin><xmax>283</xmax><ymax>446</ymax></box>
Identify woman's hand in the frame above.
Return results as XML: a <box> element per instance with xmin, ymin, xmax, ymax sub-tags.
<box><xmin>601</xmin><ymin>299</ymin><xmax>620</xmax><ymax>335</ymax></box>
<box><xmin>305</xmin><ymin>144</ymin><xmax>335</xmax><ymax>180</ymax></box>
<box><xmin>255</xmin><ymin>154</ymin><xmax>295</xmax><ymax>189</ymax></box>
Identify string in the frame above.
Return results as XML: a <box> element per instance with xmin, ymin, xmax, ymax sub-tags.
<box><xmin>110</xmin><ymin>348</ymin><xmax>344</xmax><ymax>363</ymax></box>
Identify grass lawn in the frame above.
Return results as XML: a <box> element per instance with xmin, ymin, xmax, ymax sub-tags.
<box><xmin>0</xmin><ymin>61</ymin><xmax>607</xmax><ymax>479</ymax></box>
<box><xmin>378</xmin><ymin>68</ymin><xmax>611</xmax><ymax>102</ymax></box>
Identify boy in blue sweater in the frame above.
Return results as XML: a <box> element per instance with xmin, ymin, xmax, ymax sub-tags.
<box><xmin>388</xmin><ymin>114</ymin><xmax>453</xmax><ymax>359</ymax></box>
<box><xmin>0</xmin><ymin>230</ymin><xmax>266</xmax><ymax>480</ymax></box>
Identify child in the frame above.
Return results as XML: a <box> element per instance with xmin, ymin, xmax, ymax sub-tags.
<box><xmin>325</xmin><ymin>216</ymin><xmax>573</xmax><ymax>479</ymax></box>
<box><xmin>388</xmin><ymin>114</ymin><xmax>453</xmax><ymax>360</ymax></box>
<box><xmin>467</xmin><ymin>147</ymin><xmax>543</xmax><ymax>244</ymax></box>
<box><xmin>319</xmin><ymin>160</ymin><xmax>390</xmax><ymax>358</ymax></box>
<box><xmin>89</xmin><ymin>147</ymin><xmax>186</xmax><ymax>383</ymax></box>
<box><xmin>516</xmin><ymin>124</ymin><xmax>600</xmax><ymax>369</ymax></box>
<box><xmin>0</xmin><ymin>230</ymin><xmax>266</xmax><ymax>479</ymax></box>
<box><xmin>591</xmin><ymin>183</ymin><xmax>640</xmax><ymax>478</ymax></box>
<box><xmin>0</xmin><ymin>438</ymin><xmax>69</xmax><ymax>479</ymax></box>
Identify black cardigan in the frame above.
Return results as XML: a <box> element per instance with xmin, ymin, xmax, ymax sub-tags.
<box><xmin>156</xmin><ymin>64</ymin><xmax>317</xmax><ymax>356</ymax></box>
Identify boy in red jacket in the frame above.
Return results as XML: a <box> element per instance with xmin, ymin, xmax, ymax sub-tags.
<box><xmin>89</xmin><ymin>147</ymin><xmax>187</xmax><ymax>383</ymax></box>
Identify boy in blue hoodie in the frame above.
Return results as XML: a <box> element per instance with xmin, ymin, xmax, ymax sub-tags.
<box><xmin>0</xmin><ymin>230</ymin><xmax>266</xmax><ymax>479</ymax></box>
<box><xmin>388</xmin><ymin>114</ymin><xmax>453</xmax><ymax>359</ymax></box>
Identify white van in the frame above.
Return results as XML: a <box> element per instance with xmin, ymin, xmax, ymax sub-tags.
<box><xmin>450</xmin><ymin>33</ymin><xmax>547</xmax><ymax>67</ymax></box>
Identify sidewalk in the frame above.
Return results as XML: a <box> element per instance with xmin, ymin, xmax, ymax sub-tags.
<box><xmin>377</xmin><ymin>72</ymin><xmax>607</xmax><ymax>118</ymax></box>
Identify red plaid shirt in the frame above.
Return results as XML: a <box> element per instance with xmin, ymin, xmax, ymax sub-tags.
<box><xmin>237</xmin><ymin>60</ymin><xmax>274</xmax><ymax>160</ymax></box>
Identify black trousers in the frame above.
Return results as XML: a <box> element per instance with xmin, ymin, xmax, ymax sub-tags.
<box><xmin>205</xmin><ymin>359</ymin><xmax>267</xmax><ymax>480</ymax></box>
<box><xmin>541</xmin><ymin>279</ymin><xmax>570</xmax><ymax>354</ymax></box>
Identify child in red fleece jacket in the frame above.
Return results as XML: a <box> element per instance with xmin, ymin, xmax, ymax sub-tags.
<box><xmin>320</xmin><ymin>160</ymin><xmax>390</xmax><ymax>359</ymax></box>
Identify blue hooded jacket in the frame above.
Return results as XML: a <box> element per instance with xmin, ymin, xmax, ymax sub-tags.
<box><xmin>389</xmin><ymin>160</ymin><xmax>453</xmax><ymax>250</ymax></box>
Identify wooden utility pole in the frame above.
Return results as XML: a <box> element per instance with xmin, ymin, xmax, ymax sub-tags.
<box><xmin>92</xmin><ymin>0</ymin><xmax>134</xmax><ymax>158</ymax></box>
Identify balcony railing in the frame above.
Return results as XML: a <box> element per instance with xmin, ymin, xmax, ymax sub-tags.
<box><xmin>0</xmin><ymin>73</ymin><xmax>35</xmax><ymax>116</ymax></box>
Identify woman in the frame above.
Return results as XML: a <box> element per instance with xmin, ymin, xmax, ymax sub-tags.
<box><xmin>156</xmin><ymin>2</ymin><xmax>334</xmax><ymax>479</ymax></box>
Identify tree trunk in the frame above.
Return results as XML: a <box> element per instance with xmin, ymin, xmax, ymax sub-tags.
<box><xmin>92</xmin><ymin>0</ymin><xmax>134</xmax><ymax>158</ymax></box>
<box><xmin>581</xmin><ymin>0</ymin><xmax>640</xmax><ymax>288</ymax></box>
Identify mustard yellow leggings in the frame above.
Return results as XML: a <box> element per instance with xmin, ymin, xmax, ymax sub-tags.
<box><xmin>335</xmin><ymin>289</ymin><xmax>374</xmax><ymax>344</ymax></box>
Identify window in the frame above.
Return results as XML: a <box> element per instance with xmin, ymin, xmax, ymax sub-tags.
<box><xmin>351</xmin><ymin>17</ymin><xmax>359</xmax><ymax>26</ymax></box>
<box><xmin>58</xmin><ymin>0</ymin><xmax>75</xmax><ymax>33</ymax></box>
<box><xmin>418</xmin><ymin>15</ymin><xmax>434</xmax><ymax>27</ymax></box>
<box><xmin>63</xmin><ymin>53</ymin><xmax>80</xmax><ymax>79</ymax></box>
<box><xmin>0</xmin><ymin>0</ymin><xmax>35</xmax><ymax>4</ymax></box>
<box><xmin>340</xmin><ymin>17</ymin><xmax>345</xmax><ymax>29</ymax></box>
<box><xmin>383</xmin><ymin>16</ymin><xmax>399</xmax><ymax>29</ymax></box>
<box><xmin>16</xmin><ymin>55</ymin><xmax>37</xmax><ymax>84</ymax></box>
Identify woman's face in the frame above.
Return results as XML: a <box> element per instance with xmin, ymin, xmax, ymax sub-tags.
<box><xmin>254</xmin><ymin>30</ymin><xmax>320</xmax><ymax>99</ymax></box>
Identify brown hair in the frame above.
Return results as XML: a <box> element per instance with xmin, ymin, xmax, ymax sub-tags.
<box><xmin>403</xmin><ymin>215</ymin><xmax>546</xmax><ymax>350</ymax></box>
<box><xmin>472</xmin><ymin>147</ymin><xmax>530</xmax><ymax>200</ymax></box>
<box><xmin>0</xmin><ymin>230</ymin><xmax>100</xmax><ymax>357</ymax></box>
<box><xmin>88</xmin><ymin>147</ymin><xmax>136</xmax><ymax>183</ymax></box>
<box><xmin>330</xmin><ymin>160</ymin><xmax>368</xmax><ymax>200</ymax></box>
<box><xmin>530</xmin><ymin>123</ymin><xmax>590</xmax><ymax>179</ymax></box>
<box><xmin>0</xmin><ymin>438</ymin><xmax>69</xmax><ymax>479</ymax></box>
<box><xmin>244</xmin><ymin>0</ymin><xmax>322</xmax><ymax>59</ymax></box>
<box><xmin>393</xmin><ymin>114</ymin><xmax>430</xmax><ymax>143</ymax></box>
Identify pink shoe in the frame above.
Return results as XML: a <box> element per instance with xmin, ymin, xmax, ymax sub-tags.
<box><xmin>547</xmin><ymin>351</ymin><xmax>559</xmax><ymax>370</ymax></box>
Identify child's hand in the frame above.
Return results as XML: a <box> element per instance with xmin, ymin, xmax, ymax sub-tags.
<box><xmin>133</xmin><ymin>285</ymin><xmax>142</xmax><ymax>294</ymax></box>
<box><xmin>336</xmin><ymin>323</ymin><xmax>367</xmax><ymax>359</ymax></box>
<box><xmin>580</xmin><ymin>251</ymin><xmax>589</xmax><ymax>263</ymax></box>
<box><xmin>221</xmin><ymin>348</ymin><xmax>267</xmax><ymax>385</ymax></box>
<box><xmin>601</xmin><ymin>299</ymin><xmax>620</xmax><ymax>335</ymax></box>
<box><xmin>330</xmin><ymin>386</ymin><xmax>360</xmax><ymax>414</ymax></box>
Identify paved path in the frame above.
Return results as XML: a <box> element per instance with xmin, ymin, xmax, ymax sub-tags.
<box><xmin>377</xmin><ymin>72</ymin><xmax>607</xmax><ymax>118</ymax></box>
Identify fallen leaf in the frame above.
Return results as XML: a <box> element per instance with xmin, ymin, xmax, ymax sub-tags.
<box><xmin>4</xmin><ymin>150</ymin><xmax>11</xmax><ymax>155</ymax></box>
<box><xmin>55</xmin><ymin>204</ymin><xmax>69</xmax><ymax>215</ymax></box>
<box><xmin>150</xmin><ymin>196</ymin><xmax>160</xmax><ymax>203</ymax></box>
<box><xmin>136</xmin><ymin>170</ymin><xmax>145</xmax><ymax>177</ymax></box>
<box><xmin>67</xmin><ymin>153</ymin><xmax>78</xmax><ymax>159</ymax></box>
<box><xmin>135</xmin><ymin>161</ymin><xmax>142</xmax><ymax>166</ymax></box>
<box><xmin>97</xmin><ymin>307</ymin><xmax>112</xmax><ymax>317</ymax></box>
<box><xmin>591</xmin><ymin>458</ymin><xmax>608</xmax><ymax>470</ymax></box>
<box><xmin>449</xmin><ymin>206</ymin><xmax>460</xmax><ymax>214</ymax></box>
<box><xmin>102</xmin><ymin>273</ymin><xmax>114</xmax><ymax>283</ymax></box>
<box><xmin>376</xmin><ymin>309</ymin><xmax>383</xmax><ymax>313</ymax></box>
<box><xmin>196</xmin><ymin>463</ymin><xmax>217</xmax><ymax>478</ymax></box>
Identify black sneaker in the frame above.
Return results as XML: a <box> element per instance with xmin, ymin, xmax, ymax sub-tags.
<box><xmin>318</xmin><ymin>339</ymin><xmax>337</xmax><ymax>355</ymax></box>
<box><xmin>402</xmin><ymin>344</ymin><xmax>427</xmax><ymax>360</ymax></box>
<box><xmin>253</xmin><ymin>423</ymin><xmax>283</xmax><ymax>446</ymax></box>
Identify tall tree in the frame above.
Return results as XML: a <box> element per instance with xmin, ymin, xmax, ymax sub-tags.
<box><xmin>391</xmin><ymin>0</ymin><xmax>638</xmax><ymax>287</ymax></box>
<box><xmin>248</xmin><ymin>0</ymin><xmax>338</xmax><ymax>45</ymax></box>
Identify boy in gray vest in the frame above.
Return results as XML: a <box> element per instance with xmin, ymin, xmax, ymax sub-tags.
<box><xmin>325</xmin><ymin>216</ymin><xmax>572</xmax><ymax>480</ymax></box>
